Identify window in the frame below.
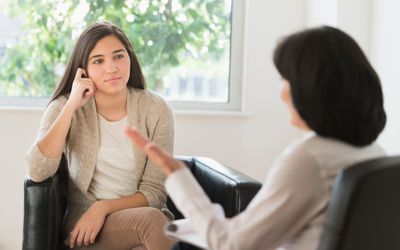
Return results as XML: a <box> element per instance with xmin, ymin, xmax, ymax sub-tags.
<box><xmin>0</xmin><ymin>0</ymin><xmax>244</xmax><ymax>111</ymax></box>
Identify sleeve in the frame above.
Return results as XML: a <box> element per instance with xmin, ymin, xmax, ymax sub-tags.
<box><xmin>166</xmin><ymin>145</ymin><xmax>326</xmax><ymax>250</ymax></box>
<box><xmin>137</xmin><ymin>96</ymin><xmax>174</xmax><ymax>208</ymax></box>
<box><xmin>25</xmin><ymin>97</ymin><xmax>67</xmax><ymax>182</ymax></box>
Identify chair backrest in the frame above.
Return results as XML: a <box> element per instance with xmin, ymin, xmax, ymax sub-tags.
<box><xmin>318</xmin><ymin>155</ymin><xmax>400</xmax><ymax>250</ymax></box>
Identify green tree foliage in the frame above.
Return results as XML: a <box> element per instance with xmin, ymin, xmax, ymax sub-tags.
<box><xmin>0</xmin><ymin>0</ymin><xmax>230</xmax><ymax>96</ymax></box>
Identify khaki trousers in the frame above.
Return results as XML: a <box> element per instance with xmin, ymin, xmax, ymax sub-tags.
<box><xmin>72</xmin><ymin>207</ymin><xmax>176</xmax><ymax>250</ymax></box>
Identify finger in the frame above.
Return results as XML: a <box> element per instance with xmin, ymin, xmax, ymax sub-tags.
<box><xmin>79</xmin><ymin>78</ymin><xmax>95</xmax><ymax>87</ymax></box>
<box><xmin>76</xmin><ymin>230</ymin><xmax>86</xmax><ymax>247</ymax></box>
<box><xmin>90</xmin><ymin>229</ymin><xmax>99</xmax><ymax>244</ymax></box>
<box><xmin>69</xmin><ymin>229</ymin><xmax>79</xmax><ymax>248</ymax></box>
<box><xmin>124</xmin><ymin>126</ymin><xmax>151</xmax><ymax>149</ymax></box>
<box><xmin>83</xmin><ymin>91</ymin><xmax>95</xmax><ymax>100</ymax></box>
<box><xmin>146</xmin><ymin>143</ymin><xmax>182</xmax><ymax>170</ymax></box>
<box><xmin>74</xmin><ymin>68</ymin><xmax>86</xmax><ymax>80</ymax></box>
<box><xmin>84</xmin><ymin>229</ymin><xmax>93</xmax><ymax>246</ymax></box>
<box><xmin>84</xmin><ymin>85</ymin><xmax>96</xmax><ymax>97</ymax></box>
<box><xmin>146</xmin><ymin>142</ymin><xmax>172</xmax><ymax>163</ymax></box>
<box><xmin>124</xmin><ymin>126</ymin><xmax>184</xmax><ymax>174</ymax></box>
<box><xmin>124</xmin><ymin>127</ymin><xmax>170</xmax><ymax>159</ymax></box>
<box><xmin>92</xmin><ymin>83</ymin><xmax>97</xmax><ymax>92</ymax></box>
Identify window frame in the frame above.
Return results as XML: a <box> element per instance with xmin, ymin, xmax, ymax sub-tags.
<box><xmin>0</xmin><ymin>0</ymin><xmax>245</xmax><ymax>112</ymax></box>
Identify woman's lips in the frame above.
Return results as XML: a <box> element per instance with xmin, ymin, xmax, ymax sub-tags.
<box><xmin>104</xmin><ymin>76</ymin><xmax>122</xmax><ymax>83</ymax></box>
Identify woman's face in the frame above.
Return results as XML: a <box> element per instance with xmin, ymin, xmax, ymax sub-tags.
<box><xmin>280</xmin><ymin>79</ymin><xmax>310</xmax><ymax>131</ymax></box>
<box><xmin>87</xmin><ymin>35</ymin><xmax>131</xmax><ymax>96</ymax></box>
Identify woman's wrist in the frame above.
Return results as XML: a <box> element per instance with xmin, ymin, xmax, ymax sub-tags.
<box><xmin>64</xmin><ymin>100</ymin><xmax>78</xmax><ymax>114</ymax></box>
<box><xmin>95</xmin><ymin>200</ymin><xmax>111</xmax><ymax>216</ymax></box>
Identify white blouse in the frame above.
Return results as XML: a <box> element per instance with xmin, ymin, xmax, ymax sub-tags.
<box><xmin>166</xmin><ymin>133</ymin><xmax>385</xmax><ymax>250</ymax></box>
<box><xmin>88</xmin><ymin>114</ymin><xmax>136</xmax><ymax>200</ymax></box>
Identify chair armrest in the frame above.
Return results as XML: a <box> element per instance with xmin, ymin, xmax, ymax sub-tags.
<box><xmin>23</xmin><ymin>157</ymin><xmax>68</xmax><ymax>250</ymax></box>
<box><xmin>167</xmin><ymin>156</ymin><xmax>262</xmax><ymax>219</ymax></box>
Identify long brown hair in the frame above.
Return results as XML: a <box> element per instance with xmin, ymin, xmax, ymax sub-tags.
<box><xmin>50</xmin><ymin>21</ymin><xmax>146</xmax><ymax>102</ymax></box>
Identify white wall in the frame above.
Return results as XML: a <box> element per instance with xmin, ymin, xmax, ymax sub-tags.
<box><xmin>370</xmin><ymin>0</ymin><xmax>400</xmax><ymax>155</ymax></box>
<box><xmin>0</xmin><ymin>109</ymin><xmax>42</xmax><ymax>250</ymax></box>
<box><xmin>306</xmin><ymin>0</ymin><xmax>372</xmax><ymax>56</ymax></box>
<box><xmin>306</xmin><ymin>0</ymin><xmax>338</xmax><ymax>27</ymax></box>
<box><xmin>1</xmin><ymin>0</ymin><xmax>400</xmax><ymax>249</ymax></box>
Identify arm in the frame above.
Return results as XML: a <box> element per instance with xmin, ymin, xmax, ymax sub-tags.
<box><xmin>125</xmin><ymin>128</ymin><xmax>325</xmax><ymax>250</ymax></box>
<box><xmin>26</xmin><ymin>68</ymin><xmax>96</xmax><ymax>182</ymax></box>
<box><xmin>166</xmin><ymin>158</ymin><xmax>324</xmax><ymax>250</ymax></box>
<box><xmin>36</xmin><ymin>103</ymin><xmax>75</xmax><ymax>159</ymax></box>
<box><xmin>38</xmin><ymin>68</ymin><xmax>96</xmax><ymax>158</ymax></box>
<box><xmin>25</xmin><ymin>98</ymin><xmax>67</xmax><ymax>182</ymax></box>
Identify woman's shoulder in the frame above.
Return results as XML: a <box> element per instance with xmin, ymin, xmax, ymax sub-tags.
<box><xmin>267</xmin><ymin>135</ymin><xmax>324</xmax><ymax>194</ymax></box>
<box><xmin>303</xmin><ymin>135</ymin><xmax>386</xmax><ymax>172</ymax></box>
<box><xmin>278</xmin><ymin>133</ymin><xmax>386</xmax><ymax>177</ymax></box>
<box><xmin>278</xmin><ymin>135</ymin><xmax>320</xmax><ymax>170</ymax></box>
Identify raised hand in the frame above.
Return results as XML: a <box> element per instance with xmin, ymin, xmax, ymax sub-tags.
<box><xmin>67</xmin><ymin>68</ymin><xmax>96</xmax><ymax>109</ymax></box>
<box><xmin>124</xmin><ymin>126</ymin><xmax>185</xmax><ymax>175</ymax></box>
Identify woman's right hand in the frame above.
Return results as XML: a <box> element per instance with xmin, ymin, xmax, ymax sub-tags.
<box><xmin>67</xmin><ymin>68</ymin><xmax>96</xmax><ymax>109</ymax></box>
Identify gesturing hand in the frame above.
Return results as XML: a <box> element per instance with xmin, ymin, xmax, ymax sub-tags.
<box><xmin>124</xmin><ymin>126</ymin><xmax>185</xmax><ymax>176</ymax></box>
<box><xmin>69</xmin><ymin>201</ymin><xmax>108</xmax><ymax>248</ymax></box>
<box><xmin>67</xmin><ymin>68</ymin><xmax>96</xmax><ymax>109</ymax></box>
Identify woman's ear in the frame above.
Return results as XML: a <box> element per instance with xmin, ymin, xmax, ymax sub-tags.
<box><xmin>280</xmin><ymin>79</ymin><xmax>291</xmax><ymax>104</ymax></box>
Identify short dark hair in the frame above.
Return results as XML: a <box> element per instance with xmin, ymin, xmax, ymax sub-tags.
<box><xmin>51</xmin><ymin>21</ymin><xmax>146</xmax><ymax>102</ymax></box>
<box><xmin>273</xmin><ymin>26</ymin><xmax>386</xmax><ymax>146</ymax></box>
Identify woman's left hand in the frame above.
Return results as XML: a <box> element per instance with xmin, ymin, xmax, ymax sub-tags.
<box><xmin>69</xmin><ymin>201</ymin><xmax>109</xmax><ymax>248</ymax></box>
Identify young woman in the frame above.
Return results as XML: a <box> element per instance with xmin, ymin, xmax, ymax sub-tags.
<box><xmin>26</xmin><ymin>21</ymin><xmax>175</xmax><ymax>250</ymax></box>
<box><xmin>125</xmin><ymin>26</ymin><xmax>387</xmax><ymax>250</ymax></box>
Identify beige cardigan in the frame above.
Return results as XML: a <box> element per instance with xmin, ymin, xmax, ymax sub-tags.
<box><xmin>25</xmin><ymin>87</ymin><xmax>174</xmax><ymax>233</ymax></box>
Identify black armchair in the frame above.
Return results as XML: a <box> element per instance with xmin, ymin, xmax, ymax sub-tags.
<box><xmin>23</xmin><ymin>156</ymin><xmax>262</xmax><ymax>250</ymax></box>
<box><xmin>318</xmin><ymin>155</ymin><xmax>400</xmax><ymax>250</ymax></box>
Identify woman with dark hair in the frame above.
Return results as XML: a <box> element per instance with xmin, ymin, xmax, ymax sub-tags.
<box><xmin>125</xmin><ymin>26</ymin><xmax>386</xmax><ymax>250</ymax></box>
<box><xmin>26</xmin><ymin>21</ymin><xmax>175</xmax><ymax>249</ymax></box>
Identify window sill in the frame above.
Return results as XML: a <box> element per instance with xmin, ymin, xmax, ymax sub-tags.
<box><xmin>0</xmin><ymin>106</ymin><xmax>45</xmax><ymax>112</ymax></box>
<box><xmin>173</xmin><ymin>109</ymin><xmax>251</xmax><ymax>118</ymax></box>
<box><xmin>0</xmin><ymin>105</ymin><xmax>251</xmax><ymax>118</ymax></box>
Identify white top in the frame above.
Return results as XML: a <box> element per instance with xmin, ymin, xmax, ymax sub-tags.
<box><xmin>165</xmin><ymin>133</ymin><xmax>386</xmax><ymax>250</ymax></box>
<box><xmin>88</xmin><ymin>115</ymin><xmax>136</xmax><ymax>200</ymax></box>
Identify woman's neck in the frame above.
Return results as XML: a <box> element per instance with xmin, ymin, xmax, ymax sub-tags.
<box><xmin>95</xmin><ymin>89</ymin><xmax>127</xmax><ymax>122</ymax></box>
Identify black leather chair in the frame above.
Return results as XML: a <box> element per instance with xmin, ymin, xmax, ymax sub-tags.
<box><xmin>318</xmin><ymin>156</ymin><xmax>400</xmax><ymax>250</ymax></box>
<box><xmin>23</xmin><ymin>155</ymin><xmax>262</xmax><ymax>250</ymax></box>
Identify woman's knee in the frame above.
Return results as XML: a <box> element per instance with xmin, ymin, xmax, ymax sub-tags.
<box><xmin>138</xmin><ymin>207</ymin><xmax>167</xmax><ymax>220</ymax></box>
<box><xmin>105</xmin><ymin>207</ymin><xmax>168</xmax><ymax>230</ymax></box>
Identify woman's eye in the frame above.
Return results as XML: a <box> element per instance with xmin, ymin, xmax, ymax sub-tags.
<box><xmin>93</xmin><ymin>59</ymin><xmax>103</xmax><ymax>64</ymax></box>
<box><xmin>114</xmin><ymin>54</ymin><xmax>124</xmax><ymax>59</ymax></box>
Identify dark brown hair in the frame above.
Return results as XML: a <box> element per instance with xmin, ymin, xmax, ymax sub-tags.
<box><xmin>50</xmin><ymin>21</ymin><xmax>146</xmax><ymax>102</ymax></box>
<box><xmin>273</xmin><ymin>26</ymin><xmax>386</xmax><ymax>146</ymax></box>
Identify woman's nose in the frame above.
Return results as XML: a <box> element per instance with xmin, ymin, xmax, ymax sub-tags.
<box><xmin>105</xmin><ymin>61</ymin><xmax>118</xmax><ymax>73</ymax></box>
